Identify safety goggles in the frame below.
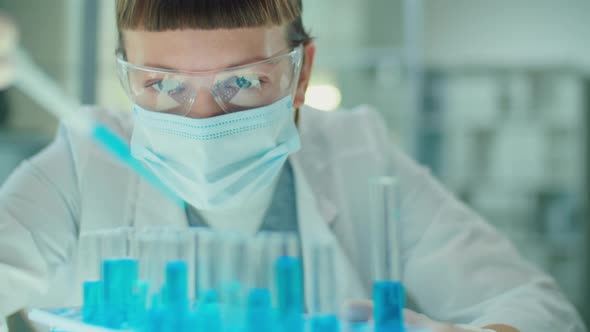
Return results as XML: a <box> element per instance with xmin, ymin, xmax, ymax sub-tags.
<box><xmin>116</xmin><ymin>46</ymin><xmax>303</xmax><ymax>117</ymax></box>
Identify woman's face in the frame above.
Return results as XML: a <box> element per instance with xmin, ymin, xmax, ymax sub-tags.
<box><xmin>122</xmin><ymin>26</ymin><xmax>315</xmax><ymax>118</ymax></box>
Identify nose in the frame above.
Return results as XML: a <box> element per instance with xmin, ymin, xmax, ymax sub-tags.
<box><xmin>185</xmin><ymin>88</ymin><xmax>225</xmax><ymax>119</ymax></box>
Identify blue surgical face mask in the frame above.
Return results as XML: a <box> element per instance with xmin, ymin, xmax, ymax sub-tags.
<box><xmin>130</xmin><ymin>96</ymin><xmax>301</xmax><ymax>210</ymax></box>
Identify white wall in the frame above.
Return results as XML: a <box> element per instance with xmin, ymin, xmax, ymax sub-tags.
<box><xmin>424</xmin><ymin>0</ymin><xmax>590</xmax><ymax>69</ymax></box>
<box><xmin>3</xmin><ymin>0</ymin><xmax>69</xmax><ymax>133</ymax></box>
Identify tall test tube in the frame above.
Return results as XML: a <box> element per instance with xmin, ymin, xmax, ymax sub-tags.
<box><xmin>370</xmin><ymin>176</ymin><xmax>405</xmax><ymax>332</ymax></box>
<box><xmin>309</xmin><ymin>243</ymin><xmax>340</xmax><ymax>332</ymax></box>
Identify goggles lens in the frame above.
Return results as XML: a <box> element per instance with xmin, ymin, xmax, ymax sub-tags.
<box><xmin>117</xmin><ymin>47</ymin><xmax>303</xmax><ymax>117</ymax></box>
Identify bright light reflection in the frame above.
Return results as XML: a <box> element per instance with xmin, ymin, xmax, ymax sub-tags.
<box><xmin>305</xmin><ymin>84</ymin><xmax>342</xmax><ymax>111</ymax></box>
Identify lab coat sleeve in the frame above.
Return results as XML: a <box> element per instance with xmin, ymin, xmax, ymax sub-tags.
<box><xmin>363</xmin><ymin>109</ymin><xmax>587</xmax><ymax>332</ymax></box>
<box><xmin>0</xmin><ymin>125</ymin><xmax>79</xmax><ymax>323</ymax></box>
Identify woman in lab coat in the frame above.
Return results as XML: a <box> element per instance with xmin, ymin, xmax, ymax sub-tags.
<box><xmin>0</xmin><ymin>1</ymin><xmax>586</xmax><ymax>332</ymax></box>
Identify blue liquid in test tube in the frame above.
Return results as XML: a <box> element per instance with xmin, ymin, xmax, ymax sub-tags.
<box><xmin>275</xmin><ymin>256</ymin><xmax>304</xmax><ymax>332</ymax></box>
<box><xmin>147</xmin><ymin>294</ymin><xmax>164</xmax><ymax>332</ymax></box>
<box><xmin>189</xmin><ymin>289</ymin><xmax>222</xmax><ymax>332</ymax></box>
<box><xmin>164</xmin><ymin>261</ymin><xmax>188</xmax><ymax>310</ymax></box>
<box><xmin>373</xmin><ymin>281</ymin><xmax>405</xmax><ymax>332</ymax></box>
<box><xmin>223</xmin><ymin>281</ymin><xmax>244</xmax><ymax>332</ymax></box>
<box><xmin>102</xmin><ymin>259</ymin><xmax>138</xmax><ymax>329</ymax></box>
<box><xmin>200</xmin><ymin>302</ymin><xmax>223</xmax><ymax>332</ymax></box>
<box><xmin>247</xmin><ymin>288</ymin><xmax>274</xmax><ymax>332</ymax></box>
<box><xmin>311</xmin><ymin>315</ymin><xmax>340</xmax><ymax>332</ymax></box>
<box><xmin>129</xmin><ymin>280</ymin><xmax>149</xmax><ymax>329</ymax></box>
<box><xmin>161</xmin><ymin>261</ymin><xmax>189</xmax><ymax>332</ymax></box>
<box><xmin>82</xmin><ymin>280</ymin><xmax>104</xmax><ymax>325</ymax></box>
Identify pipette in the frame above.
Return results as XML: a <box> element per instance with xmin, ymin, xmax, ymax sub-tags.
<box><xmin>13</xmin><ymin>48</ymin><xmax>184</xmax><ymax>206</ymax></box>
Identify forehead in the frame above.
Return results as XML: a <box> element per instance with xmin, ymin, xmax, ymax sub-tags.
<box><xmin>123</xmin><ymin>26</ymin><xmax>289</xmax><ymax>72</ymax></box>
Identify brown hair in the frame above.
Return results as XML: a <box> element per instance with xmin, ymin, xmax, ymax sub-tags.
<box><xmin>116</xmin><ymin>0</ymin><xmax>312</xmax><ymax>55</ymax></box>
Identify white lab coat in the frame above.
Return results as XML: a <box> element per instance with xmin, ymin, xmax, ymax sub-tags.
<box><xmin>0</xmin><ymin>104</ymin><xmax>586</xmax><ymax>332</ymax></box>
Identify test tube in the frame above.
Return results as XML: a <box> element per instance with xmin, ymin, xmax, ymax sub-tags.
<box><xmin>369</xmin><ymin>176</ymin><xmax>405</xmax><ymax>332</ymax></box>
<box><xmin>244</xmin><ymin>235</ymin><xmax>275</xmax><ymax>332</ymax></box>
<box><xmin>129</xmin><ymin>280</ymin><xmax>149</xmax><ymax>329</ymax></box>
<box><xmin>195</xmin><ymin>288</ymin><xmax>223</xmax><ymax>332</ymax></box>
<box><xmin>164</xmin><ymin>261</ymin><xmax>189</xmax><ymax>311</ymax></box>
<box><xmin>161</xmin><ymin>261</ymin><xmax>189</xmax><ymax>331</ymax></box>
<box><xmin>134</xmin><ymin>227</ymin><xmax>194</xmax><ymax>301</ymax></box>
<box><xmin>82</xmin><ymin>280</ymin><xmax>104</xmax><ymax>325</ymax></box>
<box><xmin>77</xmin><ymin>228</ymin><xmax>132</xmax><ymax>282</ymax></box>
<box><xmin>309</xmin><ymin>243</ymin><xmax>340</xmax><ymax>332</ymax></box>
<box><xmin>193</xmin><ymin>228</ymin><xmax>221</xmax><ymax>300</ymax></box>
<box><xmin>261</xmin><ymin>231</ymin><xmax>300</xmax><ymax>309</ymax></box>
<box><xmin>223</xmin><ymin>235</ymin><xmax>250</xmax><ymax>332</ymax></box>
<box><xmin>246</xmin><ymin>288</ymin><xmax>273</xmax><ymax>332</ymax></box>
<box><xmin>274</xmin><ymin>240</ymin><xmax>304</xmax><ymax>332</ymax></box>
<box><xmin>219</xmin><ymin>233</ymin><xmax>247</xmax><ymax>302</ymax></box>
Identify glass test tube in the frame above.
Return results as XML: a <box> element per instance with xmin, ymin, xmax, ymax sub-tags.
<box><xmin>102</xmin><ymin>258</ymin><xmax>138</xmax><ymax>328</ymax></box>
<box><xmin>309</xmin><ymin>242</ymin><xmax>340</xmax><ymax>332</ymax></box>
<box><xmin>369</xmin><ymin>176</ymin><xmax>405</xmax><ymax>332</ymax></box>
<box><xmin>82</xmin><ymin>280</ymin><xmax>104</xmax><ymax>325</ymax></box>
<box><xmin>369</xmin><ymin>176</ymin><xmax>402</xmax><ymax>282</ymax></box>
<box><xmin>193</xmin><ymin>228</ymin><xmax>217</xmax><ymax>300</ymax></box>
<box><xmin>133</xmin><ymin>227</ymin><xmax>194</xmax><ymax>300</ymax></box>
<box><xmin>220</xmin><ymin>233</ymin><xmax>247</xmax><ymax>302</ymax></box>
<box><xmin>79</xmin><ymin>228</ymin><xmax>132</xmax><ymax>328</ymax></box>
<box><xmin>222</xmin><ymin>234</ymin><xmax>249</xmax><ymax>332</ymax></box>
<box><xmin>244</xmin><ymin>233</ymin><xmax>277</xmax><ymax>332</ymax></box>
<box><xmin>260</xmin><ymin>231</ymin><xmax>300</xmax><ymax>308</ymax></box>
<box><xmin>78</xmin><ymin>227</ymin><xmax>132</xmax><ymax>282</ymax></box>
<box><xmin>271</xmin><ymin>231</ymin><xmax>303</xmax><ymax>332</ymax></box>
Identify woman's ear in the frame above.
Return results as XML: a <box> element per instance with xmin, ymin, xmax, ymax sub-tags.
<box><xmin>293</xmin><ymin>42</ymin><xmax>316</xmax><ymax>109</ymax></box>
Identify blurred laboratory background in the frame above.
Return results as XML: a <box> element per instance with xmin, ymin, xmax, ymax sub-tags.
<box><xmin>0</xmin><ymin>0</ymin><xmax>588</xmax><ymax>328</ymax></box>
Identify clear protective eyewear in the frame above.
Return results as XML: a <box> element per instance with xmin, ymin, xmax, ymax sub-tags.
<box><xmin>116</xmin><ymin>46</ymin><xmax>303</xmax><ymax>117</ymax></box>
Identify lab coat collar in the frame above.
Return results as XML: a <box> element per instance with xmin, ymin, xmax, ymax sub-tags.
<box><xmin>133</xmin><ymin>176</ymin><xmax>188</xmax><ymax>229</ymax></box>
<box><xmin>296</xmin><ymin>105</ymin><xmax>340</xmax><ymax>226</ymax></box>
<box><xmin>290</xmin><ymin>149</ymin><xmax>368</xmax><ymax>309</ymax></box>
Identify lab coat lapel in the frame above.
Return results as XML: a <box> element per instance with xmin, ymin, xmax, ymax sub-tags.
<box><xmin>133</xmin><ymin>177</ymin><xmax>188</xmax><ymax>228</ymax></box>
<box><xmin>290</xmin><ymin>153</ymin><xmax>368</xmax><ymax>309</ymax></box>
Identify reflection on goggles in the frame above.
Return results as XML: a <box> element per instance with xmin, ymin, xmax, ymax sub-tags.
<box><xmin>117</xmin><ymin>46</ymin><xmax>303</xmax><ymax>117</ymax></box>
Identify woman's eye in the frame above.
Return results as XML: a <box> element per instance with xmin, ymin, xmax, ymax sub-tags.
<box><xmin>145</xmin><ymin>79</ymin><xmax>185</xmax><ymax>94</ymax></box>
<box><xmin>233</xmin><ymin>75</ymin><xmax>263</xmax><ymax>90</ymax></box>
